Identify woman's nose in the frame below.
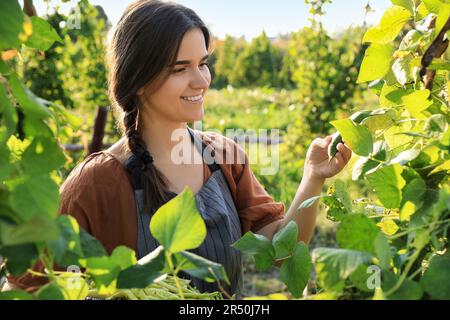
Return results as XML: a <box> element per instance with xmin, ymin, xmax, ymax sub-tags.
<box><xmin>190</xmin><ymin>67</ymin><xmax>210</xmax><ymax>89</ymax></box>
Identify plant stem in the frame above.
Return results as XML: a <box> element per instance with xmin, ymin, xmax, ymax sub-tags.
<box><xmin>165</xmin><ymin>251</ymin><xmax>185</xmax><ymax>300</ymax></box>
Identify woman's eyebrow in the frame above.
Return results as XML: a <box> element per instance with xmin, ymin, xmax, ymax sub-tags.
<box><xmin>172</xmin><ymin>54</ymin><xmax>209</xmax><ymax>66</ymax></box>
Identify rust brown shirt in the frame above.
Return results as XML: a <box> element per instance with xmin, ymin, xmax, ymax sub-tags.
<box><xmin>8</xmin><ymin>130</ymin><xmax>285</xmax><ymax>291</ymax></box>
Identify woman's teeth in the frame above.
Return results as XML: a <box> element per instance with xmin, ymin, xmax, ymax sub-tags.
<box><xmin>181</xmin><ymin>95</ymin><xmax>203</xmax><ymax>102</ymax></box>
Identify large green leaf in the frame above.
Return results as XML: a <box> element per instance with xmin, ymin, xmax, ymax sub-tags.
<box><xmin>272</xmin><ymin>221</ymin><xmax>298</xmax><ymax>260</ymax></box>
<box><xmin>0</xmin><ymin>290</ymin><xmax>34</xmax><ymax>300</ymax></box>
<box><xmin>36</xmin><ymin>283</ymin><xmax>65</xmax><ymax>300</ymax></box>
<box><xmin>25</xmin><ymin>16</ymin><xmax>63</xmax><ymax>51</ymax></box>
<box><xmin>0</xmin><ymin>215</ymin><xmax>60</xmax><ymax>246</ymax></box>
<box><xmin>401</xmin><ymin>89</ymin><xmax>432</xmax><ymax>120</ymax></box>
<box><xmin>150</xmin><ymin>188</ymin><xmax>206</xmax><ymax>253</ymax></box>
<box><xmin>0</xmin><ymin>243</ymin><xmax>38</xmax><ymax>276</ymax></box>
<box><xmin>367</xmin><ymin>164</ymin><xmax>406</xmax><ymax>209</ymax></box>
<box><xmin>392</xmin><ymin>55</ymin><xmax>413</xmax><ymax>86</ymax></box>
<box><xmin>352</xmin><ymin>141</ymin><xmax>388</xmax><ymax>181</ymax></box>
<box><xmin>422</xmin><ymin>0</ymin><xmax>450</xmax><ymax>36</ymax></box>
<box><xmin>280</xmin><ymin>242</ymin><xmax>311</xmax><ymax>299</ymax></box>
<box><xmin>49</xmin><ymin>215</ymin><xmax>83</xmax><ymax>266</ymax></box>
<box><xmin>330</xmin><ymin>118</ymin><xmax>373</xmax><ymax>156</ymax></box>
<box><xmin>401</xmin><ymin>177</ymin><xmax>426</xmax><ymax>207</ymax></box>
<box><xmin>174</xmin><ymin>250</ymin><xmax>230</xmax><ymax>284</ymax></box>
<box><xmin>117</xmin><ymin>246</ymin><xmax>165</xmax><ymax>289</ymax></box>
<box><xmin>7</xmin><ymin>74</ymin><xmax>52</xmax><ymax>120</ymax></box>
<box><xmin>0</xmin><ymin>84</ymin><xmax>18</xmax><ymax>144</ymax></box>
<box><xmin>80</xmin><ymin>246</ymin><xmax>135</xmax><ymax>295</ymax></box>
<box><xmin>333</xmin><ymin>179</ymin><xmax>352</xmax><ymax>213</ymax></box>
<box><xmin>363</xmin><ymin>6</ymin><xmax>411</xmax><ymax>44</ymax></box>
<box><xmin>382</xmin><ymin>271</ymin><xmax>423</xmax><ymax>300</ymax></box>
<box><xmin>0</xmin><ymin>0</ymin><xmax>24</xmax><ymax>50</ymax></box>
<box><xmin>10</xmin><ymin>174</ymin><xmax>60</xmax><ymax>221</ymax></box>
<box><xmin>79</xmin><ymin>228</ymin><xmax>108</xmax><ymax>258</ymax></box>
<box><xmin>336</xmin><ymin>214</ymin><xmax>379</xmax><ymax>255</ymax></box>
<box><xmin>374</xmin><ymin>232</ymin><xmax>393</xmax><ymax>270</ymax></box>
<box><xmin>357</xmin><ymin>44</ymin><xmax>396</xmax><ymax>83</ymax></box>
<box><xmin>312</xmin><ymin>248</ymin><xmax>372</xmax><ymax>291</ymax></box>
<box><xmin>21</xmin><ymin>137</ymin><xmax>67</xmax><ymax>175</ymax></box>
<box><xmin>420</xmin><ymin>254</ymin><xmax>450</xmax><ymax>300</ymax></box>
<box><xmin>232</xmin><ymin>231</ymin><xmax>275</xmax><ymax>271</ymax></box>
<box><xmin>391</xmin><ymin>0</ymin><xmax>415</xmax><ymax>14</ymax></box>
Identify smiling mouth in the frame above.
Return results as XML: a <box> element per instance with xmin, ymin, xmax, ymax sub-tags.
<box><xmin>181</xmin><ymin>95</ymin><xmax>203</xmax><ymax>103</ymax></box>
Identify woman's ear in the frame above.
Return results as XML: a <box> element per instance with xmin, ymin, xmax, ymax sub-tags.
<box><xmin>137</xmin><ymin>87</ymin><xmax>145</xmax><ymax>96</ymax></box>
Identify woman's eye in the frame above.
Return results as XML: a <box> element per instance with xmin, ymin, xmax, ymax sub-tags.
<box><xmin>173</xmin><ymin>63</ymin><xmax>208</xmax><ymax>74</ymax></box>
<box><xmin>173</xmin><ymin>68</ymin><xmax>185</xmax><ymax>74</ymax></box>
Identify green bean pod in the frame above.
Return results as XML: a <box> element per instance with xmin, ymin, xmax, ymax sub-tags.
<box><xmin>328</xmin><ymin>132</ymin><xmax>343</xmax><ymax>162</ymax></box>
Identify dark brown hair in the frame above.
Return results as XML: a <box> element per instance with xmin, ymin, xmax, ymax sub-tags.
<box><xmin>108</xmin><ymin>0</ymin><xmax>212</xmax><ymax>213</ymax></box>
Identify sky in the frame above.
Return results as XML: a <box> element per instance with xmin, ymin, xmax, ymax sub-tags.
<box><xmin>32</xmin><ymin>0</ymin><xmax>393</xmax><ymax>40</ymax></box>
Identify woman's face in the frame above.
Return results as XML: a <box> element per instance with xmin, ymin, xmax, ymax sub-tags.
<box><xmin>138</xmin><ymin>28</ymin><xmax>211</xmax><ymax>123</ymax></box>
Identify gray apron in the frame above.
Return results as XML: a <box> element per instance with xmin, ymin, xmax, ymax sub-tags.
<box><xmin>125</xmin><ymin>127</ymin><xmax>243</xmax><ymax>297</ymax></box>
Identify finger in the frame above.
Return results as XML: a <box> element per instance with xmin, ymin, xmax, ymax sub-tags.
<box><xmin>338</xmin><ymin>143</ymin><xmax>352</xmax><ymax>163</ymax></box>
<box><xmin>335</xmin><ymin>149</ymin><xmax>346</xmax><ymax>167</ymax></box>
<box><xmin>341</xmin><ymin>143</ymin><xmax>352</xmax><ymax>163</ymax></box>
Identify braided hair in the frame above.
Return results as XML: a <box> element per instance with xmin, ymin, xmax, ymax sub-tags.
<box><xmin>108</xmin><ymin>0</ymin><xmax>211</xmax><ymax>212</ymax></box>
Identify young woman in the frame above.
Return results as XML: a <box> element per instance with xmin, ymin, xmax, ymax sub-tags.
<box><xmin>7</xmin><ymin>0</ymin><xmax>352</xmax><ymax>297</ymax></box>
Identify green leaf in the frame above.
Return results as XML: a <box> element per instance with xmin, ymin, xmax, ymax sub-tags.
<box><xmin>380</xmin><ymin>84</ymin><xmax>413</xmax><ymax>107</ymax></box>
<box><xmin>382</xmin><ymin>271</ymin><xmax>423</xmax><ymax>300</ymax></box>
<box><xmin>272</xmin><ymin>221</ymin><xmax>298</xmax><ymax>260</ymax></box>
<box><xmin>425</xmin><ymin>114</ymin><xmax>448</xmax><ymax>135</ymax></box>
<box><xmin>55</xmin><ymin>274</ymin><xmax>89</xmax><ymax>300</ymax></box>
<box><xmin>312</xmin><ymin>248</ymin><xmax>372</xmax><ymax>291</ymax></box>
<box><xmin>232</xmin><ymin>231</ymin><xmax>275</xmax><ymax>271</ymax></box>
<box><xmin>79</xmin><ymin>228</ymin><xmax>108</xmax><ymax>258</ymax></box>
<box><xmin>10</xmin><ymin>174</ymin><xmax>60</xmax><ymax>221</ymax></box>
<box><xmin>391</xmin><ymin>0</ymin><xmax>415</xmax><ymax>14</ymax></box>
<box><xmin>0</xmin><ymin>244</ymin><xmax>38</xmax><ymax>276</ymax></box>
<box><xmin>0</xmin><ymin>290</ymin><xmax>34</xmax><ymax>300</ymax></box>
<box><xmin>333</xmin><ymin>180</ymin><xmax>352</xmax><ymax>213</ymax></box>
<box><xmin>392</xmin><ymin>55</ymin><xmax>413</xmax><ymax>86</ymax></box>
<box><xmin>337</xmin><ymin>214</ymin><xmax>379</xmax><ymax>255</ymax></box>
<box><xmin>399</xmin><ymin>30</ymin><xmax>422</xmax><ymax>51</ymax></box>
<box><xmin>420</xmin><ymin>254</ymin><xmax>450</xmax><ymax>300</ymax></box>
<box><xmin>367</xmin><ymin>164</ymin><xmax>406</xmax><ymax>209</ymax></box>
<box><xmin>49</xmin><ymin>215</ymin><xmax>82</xmax><ymax>266</ymax></box>
<box><xmin>0</xmin><ymin>84</ymin><xmax>17</xmax><ymax>144</ymax></box>
<box><xmin>174</xmin><ymin>250</ymin><xmax>230</xmax><ymax>284</ymax></box>
<box><xmin>422</xmin><ymin>0</ymin><xmax>450</xmax><ymax>36</ymax></box>
<box><xmin>7</xmin><ymin>74</ymin><xmax>52</xmax><ymax>120</ymax></box>
<box><xmin>25</xmin><ymin>16</ymin><xmax>62</xmax><ymax>51</ymax></box>
<box><xmin>401</xmin><ymin>89</ymin><xmax>432</xmax><ymax>120</ymax></box>
<box><xmin>374</xmin><ymin>232</ymin><xmax>393</xmax><ymax>270</ymax></box>
<box><xmin>0</xmin><ymin>215</ymin><xmax>60</xmax><ymax>246</ymax></box>
<box><xmin>280</xmin><ymin>242</ymin><xmax>311</xmax><ymax>298</ymax></box>
<box><xmin>298</xmin><ymin>195</ymin><xmax>331</xmax><ymax>210</ymax></box>
<box><xmin>36</xmin><ymin>283</ymin><xmax>65</xmax><ymax>300</ymax></box>
<box><xmin>352</xmin><ymin>141</ymin><xmax>388</xmax><ymax>181</ymax></box>
<box><xmin>357</xmin><ymin>44</ymin><xmax>396</xmax><ymax>83</ymax></box>
<box><xmin>390</xmin><ymin>149</ymin><xmax>421</xmax><ymax>166</ymax></box>
<box><xmin>21</xmin><ymin>137</ymin><xmax>67</xmax><ymax>175</ymax></box>
<box><xmin>363</xmin><ymin>6</ymin><xmax>412</xmax><ymax>44</ymax></box>
<box><xmin>110</xmin><ymin>246</ymin><xmax>137</xmax><ymax>270</ymax></box>
<box><xmin>322</xmin><ymin>196</ymin><xmax>348</xmax><ymax>222</ymax></box>
<box><xmin>117</xmin><ymin>246</ymin><xmax>165</xmax><ymax>289</ymax></box>
<box><xmin>330</xmin><ymin>118</ymin><xmax>373</xmax><ymax>156</ymax></box>
<box><xmin>0</xmin><ymin>0</ymin><xmax>24</xmax><ymax>50</ymax></box>
<box><xmin>150</xmin><ymin>188</ymin><xmax>206</xmax><ymax>253</ymax></box>
<box><xmin>401</xmin><ymin>177</ymin><xmax>426</xmax><ymax>207</ymax></box>
<box><xmin>349</xmin><ymin>264</ymin><xmax>374</xmax><ymax>292</ymax></box>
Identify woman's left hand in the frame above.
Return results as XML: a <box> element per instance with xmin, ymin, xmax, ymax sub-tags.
<box><xmin>304</xmin><ymin>135</ymin><xmax>353</xmax><ymax>180</ymax></box>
